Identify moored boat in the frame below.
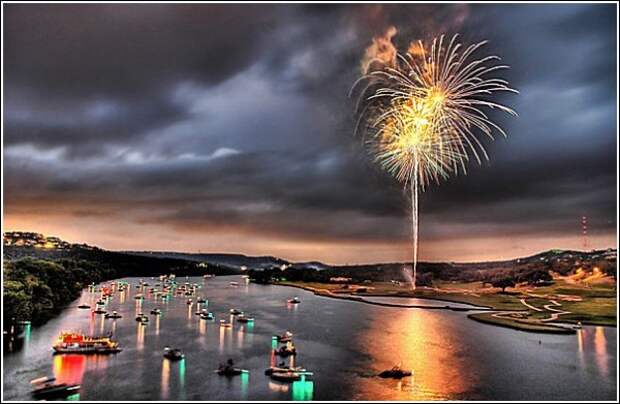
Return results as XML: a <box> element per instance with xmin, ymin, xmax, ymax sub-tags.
<box><xmin>264</xmin><ymin>365</ymin><xmax>306</xmax><ymax>375</ymax></box>
<box><xmin>269</xmin><ymin>370</ymin><xmax>312</xmax><ymax>382</ymax></box>
<box><xmin>52</xmin><ymin>332</ymin><xmax>122</xmax><ymax>354</ymax></box>
<box><xmin>274</xmin><ymin>344</ymin><xmax>297</xmax><ymax>357</ymax></box>
<box><xmin>237</xmin><ymin>315</ymin><xmax>254</xmax><ymax>323</ymax></box>
<box><xmin>104</xmin><ymin>311</ymin><xmax>122</xmax><ymax>319</ymax></box>
<box><xmin>287</xmin><ymin>297</ymin><xmax>301</xmax><ymax>304</ymax></box>
<box><xmin>163</xmin><ymin>346</ymin><xmax>184</xmax><ymax>361</ymax></box>
<box><xmin>273</xmin><ymin>331</ymin><xmax>293</xmax><ymax>343</ymax></box>
<box><xmin>229</xmin><ymin>308</ymin><xmax>243</xmax><ymax>315</ymax></box>
<box><xmin>200</xmin><ymin>312</ymin><xmax>215</xmax><ymax>321</ymax></box>
<box><xmin>30</xmin><ymin>377</ymin><xmax>80</xmax><ymax>400</ymax></box>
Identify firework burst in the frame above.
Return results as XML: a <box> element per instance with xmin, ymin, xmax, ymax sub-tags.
<box><xmin>352</xmin><ymin>33</ymin><xmax>517</xmax><ymax>289</ymax></box>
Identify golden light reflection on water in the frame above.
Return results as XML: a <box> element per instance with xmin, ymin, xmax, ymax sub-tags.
<box><xmin>593</xmin><ymin>326</ymin><xmax>609</xmax><ymax>377</ymax></box>
<box><xmin>199</xmin><ymin>318</ymin><xmax>206</xmax><ymax>336</ymax></box>
<box><xmin>219</xmin><ymin>327</ymin><xmax>226</xmax><ymax>353</ymax></box>
<box><xmin>155</xmin><ymin>315</ymin><xmax>161</xmax><ymax>336</ymax></box>
<box><xmin>355</xmin><ymin>309</ymin><xmax>478</xmax><ymax>400</ymax></box>
<box><xmin>161</xmin><ymin>359</ymin><xmax>170</xmax><ymax>399</ymax></box>
<box><xmin>137</xmin><ymin>323</ymin><xmax>145</xmax><ymax>351</ymax></box>
<box><xmin>577</xmin><ymin>328</ymin><xmax>585</xmax><ymax>366</ymax></box>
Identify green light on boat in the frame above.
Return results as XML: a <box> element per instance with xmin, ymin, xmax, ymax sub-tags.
<box><xmin>67</xmin><ymin>393</ymin><xmax>80</xmax><ymax>401</ymax></box>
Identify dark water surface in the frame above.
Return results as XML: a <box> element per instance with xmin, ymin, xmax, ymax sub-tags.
<box><xmin>3</xmin><ymin>275</ymin><xmax>616</xmax><ymax>401</ymax></box>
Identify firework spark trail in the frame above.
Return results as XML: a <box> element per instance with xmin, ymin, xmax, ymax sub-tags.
<box><xmin>352</xmin><ymin>33</ymin><xmax>517</xmax><ymax>290</ymax></box>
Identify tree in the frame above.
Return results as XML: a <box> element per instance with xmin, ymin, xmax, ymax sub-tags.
<box><xmin>491</xmin><ymin>277</ymin><xmax>516</xmax><ymax>292</ymax></box>
<box><xmin>518</xmin><ymin>269</ymin><xmax>553</xmax><ymax>285</ymax></box>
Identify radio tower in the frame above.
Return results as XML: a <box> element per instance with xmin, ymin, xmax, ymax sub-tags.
<box><xmin>581</xmin><ymin>216</ymin><xmax>589</xmax><ymax>251</ymax></box>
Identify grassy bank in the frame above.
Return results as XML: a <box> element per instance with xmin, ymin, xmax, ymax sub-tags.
<box><xmin>273</xmin><ymin>279</ymin><xmax>616</xmax><ymax>333</ymax></box>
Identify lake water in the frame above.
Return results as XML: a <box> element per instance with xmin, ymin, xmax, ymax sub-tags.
<box><xmin>3</xmin><ymin>275</ymin><xmax>617</xmax><ymax>401</ymax></box>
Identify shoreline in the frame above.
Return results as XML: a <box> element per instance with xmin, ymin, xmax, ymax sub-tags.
<box><xmin>275</xmin><ymin>281</ymin><xmax>495</xmax><ymax>311</ymax></box>
<box><xmin>271</xmin><ymin>281</ymin><xmax>616</xmax><ymax>334</ymax></box>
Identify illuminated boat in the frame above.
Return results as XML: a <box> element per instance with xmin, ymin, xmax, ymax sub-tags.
<box><xmin>77</xmin><ymin>304</ymin><xmax>90</xmax><ymax>309</ymax></box>
<box><xmin>136</xmin><ymin>314</ymin><xmax>149</xmax><ymax>323</ymax></box>
<box><xmin>229</xmin><ymin>281</ymin><xmax>239</xmax><ymax>287</ymax></box>
<box><xmin>274</xmin><ymin>345</ymin><xmax>297</xmax><ymax>357</ymax></box>
<box><xmin>237</xmin><ymin>315</ymin><xmax>254</xmax><ymax>323</ymax></box>
<box><xmin>229</xmin><ymin>308</ymin><xmax>242</xmax><ymax>315</ymax></box>
<box><xmin>269</xmin><ymin>370</ymin><xmax>312</xmax><ymax>382</ymax></box>
<box><xmin>264</xmin><ymin>365</ymin><xmax>306</xmax><ymax>375</ymax></box>
<box><xmin>287</xmin><ymin>297</ymin><xmax>301</xmax><ymax>304</ymax></box>
<box><xmin>219</xmin><ymin>320</ymin><xmax>232</xmax><ymax>328</ymax></box>
<box><xmin>52</xmin><ymin>332</ymin><xmax>122</xmax><ymax>354</ymax></box>
<box><xmin>134</xmin><ymin>294</ymin><xmax>144</xmax><ymax>300</ymax></box>
<box><xmin>104</xmin><ymin>311</ymin><xmax>122</xmax><ymax>319</ymax></box>
<box><xmin>150</xmin><ymin>308</ymin><xmax>162</xmax><ymax>315</ymax></box>
<box><xmin>93</xmin><ymin>308</ymin><xmax>107</xmax><ymax>314</ymax></box>
<box><xmin>273</xmin><ymin>331</ymin><xmax>293</xmax><ymax>343</ymax></box>
<box><xmin>196</xmin><ymin>297</ymin><xmax>207</xmax><ymax>304</ymax></box>
<box><xmin>200</xmin><ymin>312</ymin><xmax>215</xmax><ymax>321</ymax></box>
<box><xmin>216</xmin><ymin>362</ymin><xmax>247</xmax><ymax>377</ymax></box>
<box><xmin>163</xmin><ymin>347</ymin><xmax>184</xmax><ymax>361</ymax></box>
<box><xmin>30</xmin><ymin>376</ymin><xmax>80</xmax><ymax>400</ymax></box>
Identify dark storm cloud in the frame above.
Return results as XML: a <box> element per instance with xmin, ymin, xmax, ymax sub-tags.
<box><xmin>3</xmin><ymin>3</ymin><xmax>617</xmax><ymax>258</ymax></box>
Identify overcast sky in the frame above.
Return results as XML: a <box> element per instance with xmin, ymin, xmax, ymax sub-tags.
<box><xmin>3</xmin><ymin>3</ymin><xmax>617</xmax><ymax>264</ymax></box>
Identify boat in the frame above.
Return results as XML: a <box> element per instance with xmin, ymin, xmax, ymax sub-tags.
<box><xmin>287</xmin><ymin>297</ymin><xmax>301</xmax><ymax>304</ymax></box>
<box><xmin>196</xmin><ymin>297</ymin><xmax>207</xmax><ymax>304</ymax></box>
<box><xmin>93</xmin><ymin>309</ymin><xmax>107</xmax><ymax>315</ymax></box>
<box><xmin>274</xmin><ymin>345</ymin><xmax>297</xmax><ymax>357</ymax></box>
<box><xmin>96</xmin><ymin>300</ymin><xmax>105</xmax><ymax>305</ymax></box>
<box><xmin>220</xmin><ymin>320</ymin><xmax>232</xmax><ymax>328</ymax></box>
<box><xmin>135</xmin><ymin>314</ymin><xmax>149</xmax><ymax>323</ymax></box>
<box><xmin>273</xmin><ymin>331</ymin><xmax>293</xmax><ymax>343</ymax></box>
<box><xmin>269</xmin><ymin>370</ymin><xmax>311</xmax><ymax>382</ymax></box>
<box><xmin>150</xmin><ymin>308</ymin><xmax>162</xmax><ymax>315</ymax></box>
<box><xmin>52</xmin><ymin>332</ymin><xmax>122</xmax><ymax>354</ymax></box>
<box><xmin>237</xmin><ymin>315</ymin><xmax>254</xmax><ymax>323</ymax></box>
<box><xmin>216</xmin><ymin>367</ymin><xmax>246</xmax><ymax>376</ymax></box>
<box><xmin>378</xmin><ymin>366</ymin><xmax>413</xmax><ymax>379</ymax></box>
<box><xmin>186</xmin><ymin>299</ymin><xmax>193</xmax><ymax>305</ymax></box>
<box><xmin>229</xmin><ymin>281</ymin><xmax>239</xmax><ymax>287</ymax></box>
<box><xmin>216</xmin><ymin>360</ymin><xmax>247</xmax><ymax>377</ymax></box>
<box><xmin>229</xmin><ymin>308</ymin><xmax>243</xmax><ymax>315</ymax></box>
<box><xmin>163</xmin><ymin>347</ymin><xmax>184</xmax><ymax>361</ymax></box>
<box><xmin>200</xmin><ymin>312</ymin><xmax>215</xmax><ymax>321</ymax></box>
<box><xmin>104</xmin><ymin>311</ymin><xmax>122</xmax><ymax>319</ymax></box>
<box><xmin>134</xmin><ymin>295</ymin><xmax>143</xmax><ymax>300</ymax></box>
<box><xmin>77</xmin><ymin>304</ymin><xmax>90</xmax><ymax>309</ymax></box>
<box><xmin>264</xmin><ymin>365</ymin><xmax>306</xmax><ymax>376</ymax></box>
<box><xmin>30</xmin><ymin>377</ymin><xmax>80</xmax><ymax>400</ymax></box>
